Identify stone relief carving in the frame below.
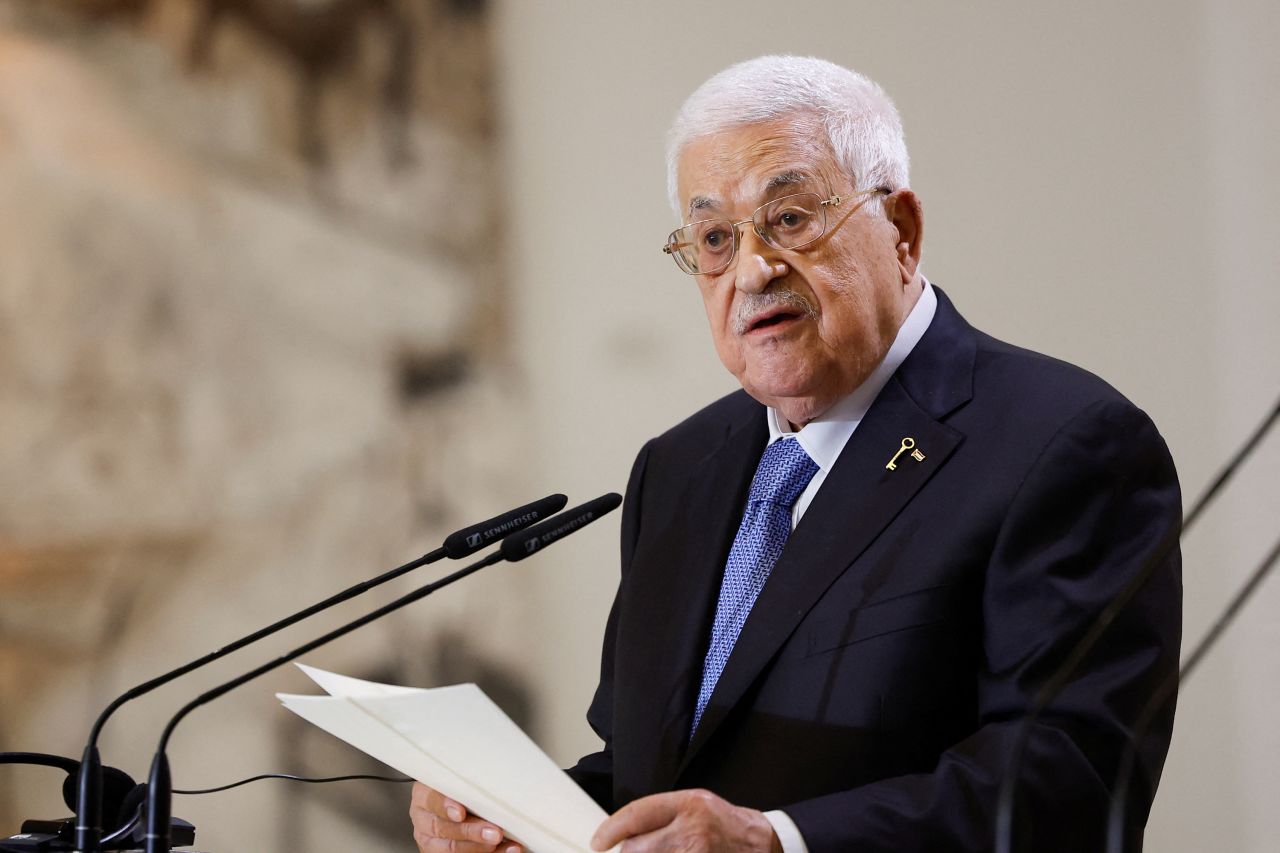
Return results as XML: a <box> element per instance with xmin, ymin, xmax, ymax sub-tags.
<box><xmin>0</xmin><ymin>1</ymin><xmax>530</xmax><ymax>845</ymax></box>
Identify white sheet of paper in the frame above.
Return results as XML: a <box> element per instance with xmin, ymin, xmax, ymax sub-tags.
<box><xmin>278</xmin><ymin>664</ymin><xmax>611</xmax><ymax>853</ymax></box>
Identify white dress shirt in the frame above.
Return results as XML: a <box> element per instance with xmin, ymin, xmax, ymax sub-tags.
<box><xmin>760</xmin><ymin>279</ymin><xmax>937</xmax><ymax>853</ymax></box>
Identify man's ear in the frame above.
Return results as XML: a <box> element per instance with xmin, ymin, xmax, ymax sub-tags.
<box><xmin>884</xmin><ymin>189</ymin><xmax>923</xmax><ymax>284</ymax></box>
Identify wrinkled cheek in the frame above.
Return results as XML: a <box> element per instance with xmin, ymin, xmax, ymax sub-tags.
<box><xmin>701</xmin><ymin>292</ymin><xmax>743</xmax><ymax>377</ymax></box>
<box><xmin>713</xmin><ymin>336</ymin><xmax>746</xmax><ymax>379</ymax></box>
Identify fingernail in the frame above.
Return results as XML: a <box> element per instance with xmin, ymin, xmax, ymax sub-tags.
<box><xmin>482</xmin><ymin>827</ymin><xmax>502</xmax><ymax>844</ymax></box>
<box><xmin>446</xmin><ymin>805</ymin><xmax>464</xmax><ymax>822</ymax></box>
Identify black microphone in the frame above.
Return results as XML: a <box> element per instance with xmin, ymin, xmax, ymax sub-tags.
<box><xmin>994</xmin><ymin>393</ymin><xmax>1279</xmax><ymax>853</ymax></box>
<box><xmin>443</xmin><ymin>497</ymin><xmax>571</xmax><ymax>558</ymax></box>
<box><xmin>1105</xmin><ymin>533</ymin><xmax>1280</xmax><ymax>853</ymax></box>
<box><xmin>142</xmin><ymin>493</ymin><xmax>621</xmax><ymax>853</ymax></box>
<box><xmin>73</xmin><ymin>494</ymin><xmax>566</xmax><ymax>853</ymax></box>
<box><xmin>501</xmin><ymin>492</ymin><xmax>624</xmax><ymax>562</ymax></box>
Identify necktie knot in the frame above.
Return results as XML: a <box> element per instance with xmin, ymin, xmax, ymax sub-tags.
<box><xmin>747</xmin><ymin>437</ymin><xmax>819</xmax><ymax>509</ymax></box>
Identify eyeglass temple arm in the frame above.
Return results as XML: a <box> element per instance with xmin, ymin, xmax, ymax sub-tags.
<box><xmin>825</xmin><ymin>186</ymin><xmax>892</xmax><ymax>207</ymax></box>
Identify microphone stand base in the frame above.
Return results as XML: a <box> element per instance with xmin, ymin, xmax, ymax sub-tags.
<box><xmin>1</xmin><ymin>816</ymin><xmax>197</xmax><ymax>851</ymax></box>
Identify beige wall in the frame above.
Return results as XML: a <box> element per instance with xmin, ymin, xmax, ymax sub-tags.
<box><xmin>495</xmin><ymin>1</ymin><xmax>1280</xmax><ymax>850</ymax></box>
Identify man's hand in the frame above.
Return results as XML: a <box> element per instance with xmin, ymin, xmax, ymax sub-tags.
<box><xmin>589</xmin><ymin>789</ymin><xmax>782</xmax><ymax>852</ymax></box>
<box><xmin>408</xmin><ymin>782</ymin><xmax>524</xmax><ymax>853</ymax></box>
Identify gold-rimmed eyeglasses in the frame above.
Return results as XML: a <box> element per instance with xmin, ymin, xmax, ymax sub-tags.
<box><xmin>662</xmin><ymin>187</ymin><xmax>889</xmax><ymax>276</ymax></box>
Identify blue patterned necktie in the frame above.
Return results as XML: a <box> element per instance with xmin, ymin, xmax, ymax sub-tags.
<box><xmin>691</xmin><ymin>437</ymin><xmax>819</xmax><ymax>736</ymax></box>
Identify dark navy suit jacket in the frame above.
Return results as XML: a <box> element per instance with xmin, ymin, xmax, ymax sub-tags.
<box><xmin>567</xmin><ymin>288</ymin><xmax>1182</xmax><ymax>852</ymax></box>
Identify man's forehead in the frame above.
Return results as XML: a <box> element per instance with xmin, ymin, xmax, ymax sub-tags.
<box><xmin>678</xmin><ymin>120</ymin><xmax>836</xmax><ymax>217</ymax></box>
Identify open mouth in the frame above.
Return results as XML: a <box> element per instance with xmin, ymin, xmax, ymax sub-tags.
<box><xmin>746</xmin><ymin>308</ymin><xmax>804</xmax><ymax>334</ymax></box>
<box><xmin>734</xmin><ymin>289</ymin><xmax>818</xmax><ymax>335</ymax></box>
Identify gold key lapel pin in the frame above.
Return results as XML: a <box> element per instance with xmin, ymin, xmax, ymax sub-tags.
<box><xmin>886</xmin><ymin>437</ymin><xmax>927</xmax><ymax>471</ymax></box>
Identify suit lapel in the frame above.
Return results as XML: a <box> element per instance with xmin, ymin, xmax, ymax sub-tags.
<box><xmin>679</xmin><ymin>286</ymin><xmax>977</xmax><ymax>772</ymax></box>
<box><xmin>622</xmin><ymin>404</ymin><xmax>767</xmax><ymax>793</ymax></box>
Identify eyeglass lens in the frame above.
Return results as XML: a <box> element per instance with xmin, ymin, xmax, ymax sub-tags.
<box><xmin>666</xmin><ymin>193</ymin><xmax>826</xmax><ymax>275</ymax></box>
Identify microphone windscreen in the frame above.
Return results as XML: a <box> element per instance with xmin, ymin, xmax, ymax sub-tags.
<box><xmin>442</xmin><ymin>494</ymin><xmax>568</xmax><ymax>558</ymax></box>
<box><xmin>500</xmin><ymin>493</ymin><xmax>622</xmax><ymax>562</ymax></box>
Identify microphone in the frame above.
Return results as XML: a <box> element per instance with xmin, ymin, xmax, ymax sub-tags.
<box><xmin>1105</xmin><ymin>533</ymin><xmax>1280</xmax><ymax>853</ymax></box>
<box><xmin>443</xmin><ymin>497</ymin><xmax>571</xmax><ymax>558</ymax></box>
<box><xmin>994</xmin><ymin>393</ymin><xmax>1279</xmax><ymax>853</ymax></box>
<box><xmin>73</xmin><ymin>494</ymin><xmax>566</xmax><ymax>852</ymax></box>
<box><xmin>501</xmin><ymin>492</ymin><xmax>624</xmax><ymax>561</ymax></box>
<box><xmin>141</xmin><ymin>493</ymin><xmax>621</xmax><ymax>853</ymax></box>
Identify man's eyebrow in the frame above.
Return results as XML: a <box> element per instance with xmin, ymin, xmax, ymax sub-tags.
<box><xmin>686</xmin><ymin>171</ymin><xmax>815</xmax><ymax>217</ymax></box>
<box><xmin>688</xmin><ymin>195</ymin><xmax>718</xmax><ymax>216</ymax></box>
<box><xmin>763</xmin><ymin>170</ymin><xmax>816</xmax><ymax>193</ymax></box>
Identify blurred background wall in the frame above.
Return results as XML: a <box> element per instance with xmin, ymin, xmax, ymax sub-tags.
<box><xmin>1</xmin><ymin>1</ymin><xmax>1276</xmax><ymax>850</ymax></box>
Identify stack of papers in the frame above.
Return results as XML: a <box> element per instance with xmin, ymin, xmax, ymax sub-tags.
<box><xmin>278</xmin><ymin>664</ymin><xmax>611</xmax><ymax>852</ymax></box>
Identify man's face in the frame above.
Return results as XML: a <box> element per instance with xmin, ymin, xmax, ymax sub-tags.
<box><xmin>675</xmin><ymin>116</ymin><xmax>922</xmax><ymax>427</ymax></box>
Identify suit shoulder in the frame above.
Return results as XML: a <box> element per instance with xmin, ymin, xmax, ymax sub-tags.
<box><xmin>914</xmin><ymin>286</ymin><xmax>1154</xmax><ymax>433</ymax></box>
<box><xmin>969</xmin><ymin>329</ymin><xmax>1144</xmax><ymax>424</ymax></box>
<box><xmin>621</xmin><ymin>391</ymin><xmax>760</xmax><ymax>545</ymax></box>
<box><xmin>650</xmin><ymin>388</ymin><xmax>762</xmax><ymax>446</ymax></box>
<box><xmin>628</xmin><ymin>389</ymin><xmax>763</xmax><ymax>479</ymax></box>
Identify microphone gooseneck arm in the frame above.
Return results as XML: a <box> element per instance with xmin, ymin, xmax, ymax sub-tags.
<box><xmin>76</xmin><ymin>546</ymin><xmax>445</xmax><ymax>850</ymax></box>
<box><xmin>76</xmin><ymin>493</ymin><xmax>567</xmax><ymax>852</ymax></box>
<box><xmin>143</xmin><ymin>549</ymin><xmax>503</xmax><ymax>852</ymax></box>
<box><xmin>143</xmin><ymin>493</ymin><xmax>620</xmax><ymax>853</ymax></box>
<box><xmin>1181</xmin><ymin>395</ymin><xmax>1279</xmax><ymax>532</ymax></box>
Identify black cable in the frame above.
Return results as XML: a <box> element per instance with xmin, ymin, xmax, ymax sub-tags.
<box><xmin>101</xmin><ymin>806</ymin><xmax>142</xmax><ymax>847</ymax></box>
<box><xmin>173</xmin><ymin>772</ymin><xmax>412</xmax><ymax>796</ymax></box>
<box><xmin>82</xmin><ymin>773</ymin><xmax>411</xmax><ymax>847</ymax></box>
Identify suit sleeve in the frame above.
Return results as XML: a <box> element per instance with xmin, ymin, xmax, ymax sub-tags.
<box><xmin>784</xmin><ymin>398</ymin><xmax>1183</xmax><ymax>853</ymax></box>
<box><xmin>563</xmin><ymin>440</ymin><xmax>653</xmax><ymax>811</ymax></box>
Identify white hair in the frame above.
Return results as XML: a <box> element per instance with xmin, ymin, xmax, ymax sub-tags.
<box><xmin>666</xmin><ymin>55</ymin><xmax>910</xmax><ymax>217</ymax></box>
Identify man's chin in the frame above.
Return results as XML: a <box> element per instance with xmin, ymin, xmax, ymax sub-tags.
<box><xmin>739</xmin><ymin>381</ymin><xmax>831</xmax><ymax>425</ymax></box>
<box><xmin>738</xmin><ymin>359</ymin><xmax>820</xmax><ymax>401</ymax></box>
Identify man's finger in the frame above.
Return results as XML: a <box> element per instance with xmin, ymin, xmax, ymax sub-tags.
<box><xmin>412</xmin><ymin>818</ymin><xmax>511</xmax><ymax>850</ymax></box>
<box><xmin>423</xmin><ymin>784</ymin><xmax>470</xmax><ymax>822</ymax></box>
<box><xmin>414</xmin><ymin>833</ymin><xmax>500</xmax><ymax>853</ymax></box>
<box><xmin>411</xmin><ymin>783</ymin><xmax>524</xmax><ymax>852</ymax></box>
<box><xmin>411</xmin><ymin>781</ymin><xmax>432</xmax><ymax>810</ymax></box>
<box><xmin>590</xmin><ymin>791</ymin><xmax>687</xmax><ymax>850</ymax></box>
<box><xmin>417</xmin><ymin>812</ymin><xmax>506</xmax><ymax>844</ymax></box>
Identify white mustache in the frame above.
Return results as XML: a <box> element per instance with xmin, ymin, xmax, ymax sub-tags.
<box><xmin>733</xmin><ymin>289</ymin><xmax>818</xmax><ymax>335</ymax></box>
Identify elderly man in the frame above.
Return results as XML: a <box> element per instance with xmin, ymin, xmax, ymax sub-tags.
<box><xmin>410</xmin><ymin>55</ymin><xmax>1181</xmax><ymax>853</ymax></box>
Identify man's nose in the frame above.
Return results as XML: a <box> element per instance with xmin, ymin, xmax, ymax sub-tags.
<box><xmin>732</xmin><ymin>229</ymin><xmax>787</xmax><ymax>293</ymax></box>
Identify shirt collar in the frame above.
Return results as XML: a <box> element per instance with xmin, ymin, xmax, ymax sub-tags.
<box><xmin>766</xmin><ymin>279</ymin><xmax>938</xmax><ymax>471</ymax></box>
